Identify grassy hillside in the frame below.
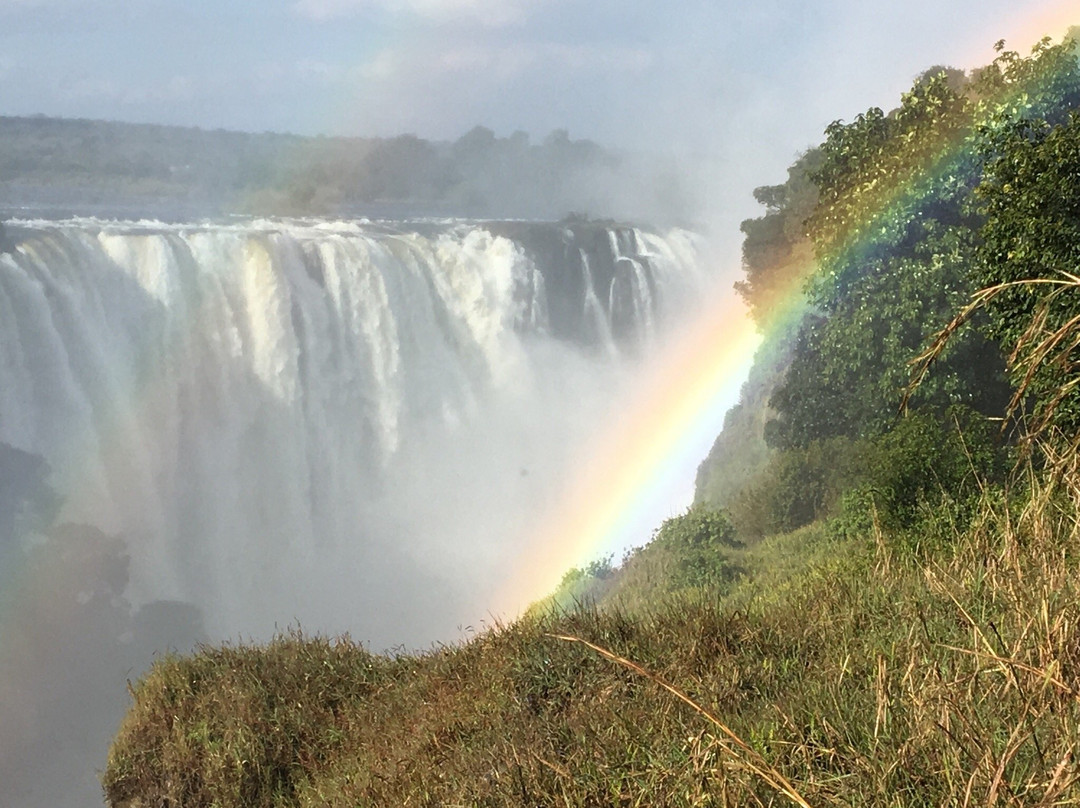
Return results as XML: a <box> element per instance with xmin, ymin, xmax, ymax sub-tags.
<box><xmin>105</xmin><ymin>474</ymin><xmax>1080</xmax><ymax>806</ymax></box>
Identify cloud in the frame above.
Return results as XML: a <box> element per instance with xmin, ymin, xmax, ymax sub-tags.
<box><xmin>356</xmin><ymin>41</ymin><xmax>653</xmax><ymax>83</ymax></box>
<box><xmin>0</xmin><ymin>0</ymin><xmax>122</xmax><ymax>8</ymax></box>
<box><xmin>292</xmin><ymin>0</ymin><xmax>548</xmax><ymax>27</ymax></box>
<box><xmin>295</xmin><ymin>59</ymin><xmax>342</xmax><ymax>81</ymax></box>
<box><xmin>0</xmin><ymin>0</ymin><xmax>66</xmax><ymax>8</ymax></box>
<box><xmin>59</xmin><ymin>73</ymin><xmax>199</xmax><ymax>107</ymax></box>
<box><xmin>323</xmin><ymin>38</ymin><xmax>657</xmax><ymax>145</ymax></box>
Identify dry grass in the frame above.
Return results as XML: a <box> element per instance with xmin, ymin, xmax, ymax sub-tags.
<box><xmin>103</xmin><ymin>460</ymin><xmax>1080</xmax><ymax>807</ymax></box>
<box><xmin>549</xmin><ymin>632</ymin><xmax>813</xmax><ymax>808</ymax></box>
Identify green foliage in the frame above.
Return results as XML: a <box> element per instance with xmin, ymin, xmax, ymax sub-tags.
<box><xmin>766</xmin><ymin>69</ymin><xmax>1014</xmax><ymax>450</ymax></box>
<box><xmin>870</xmin><ymin>409</ymin><xmax>1003</xmax><ymax>519</ymax></box>
<box><xmin>832</xmin><ymin>408</ymin><xmax>1008</xmax><ymax>542</ymax></box>
<box><xmin>536</xmin><ymin>507</ymin><xmax>746</xmax><ymax>617</ymax></box>
<box><xmin>971</xmin><ymin>36</ymin><xmax>1080</xmax><ymax>125</ymax></box>
<box><xmin>764</xmin><ymin>40</ymin><xmax>1080</xmax><ymax>452</ymax></box>
<box><xmin>648</xmin><ymin>506</ymin><xmax>742</xmax><ymax>589</ymax></box>
<box><xmin>584</xmin><ymin>554</ymin><xmax>615</xmax><ymax>579</ymax></box>
<box><xmin>773</xmin><ymin>214</ymin><xmax>1012</xmax><ymax>448</ymax></box>
<box><xmin>736</xmin><ymin>408</ymin><xmax>1008</xmax><ymax>542</ymax></box>
<box><xmin>734</xmin><ymin>149</ymin><xmax>821</xmax><ymax>327</ymax></box>
<box><xmin>975</xmin><ymin>110</ymin><xmax>1080</xmax><ymax>434</ymax></box>
<box><xmin>807</xmin><ymin>71</ymin><xmax>974</xmax><ymax>261</ymax></box>
<box><xmin>546</xmin><ymin>554</ymin><xmax>618</xmax><ymax>611</ymax></box>
<box><xmin>651</xmin><ymin>505</ymin><xmax>738</xmax><ymax>550</ymax></box>
<box><xmin>698</xmin><ymin>35</ymin><xmax>1080</xmax><ymax>561</ymax></box>
<box><xmin>729</xmin><ymin>436</ymin><xmax>865</xmax><ymax>538</ymax></box>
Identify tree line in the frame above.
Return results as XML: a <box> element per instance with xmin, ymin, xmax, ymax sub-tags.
<box><xmin>0</xmin><ymin>116</ymin><xmax>691</xmax><ymax>221</ymax></box>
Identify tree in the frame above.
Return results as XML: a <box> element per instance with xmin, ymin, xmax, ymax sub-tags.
<box><xmin>652</xmin><ymin>506</ymin><xmax>738</xmax><ymax>549</ymax></box>
<box><xmin>452</xmin><ymin>125</ymin><xmax>497</xmax><ymax>162</ymax></box>
<box><xmin>734</xmin><ymin>149</ymin><xmax>821</xmax><ymax>327</ymax></box>
<box><xmin>974</xmin><ymin>109</ymin><xmax>1080</xmax><ymax>435</ymax></box>
<box><xmin>651</xmin><ymin>506</ymin><xmax>742</xmax><ymax>588</ymax></box>
<box><xmin>766</xmin><ymin>69</ymin><xmax>1010</xmax><ymax>450</ymax></box>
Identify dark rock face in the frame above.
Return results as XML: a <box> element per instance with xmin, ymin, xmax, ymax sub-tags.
<box><xmin>0</xmin><ymin>442</ymin><xmax>54</xmax><ymax>549</ymax></box>
<box><xmin>0</xmin><ymin>222</ymin><xmax>14</xmax><ymax>254</ymax></box>
<box><xmin>484</xmin><ymin>220</ymin><xmax>659</xmax><ymax>349</ymax></box>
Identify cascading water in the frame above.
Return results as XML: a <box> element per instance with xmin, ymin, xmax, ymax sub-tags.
<box><xmin>0</xmin><ymin>217</ymin><xmax>705</xmax><ymax>647</ymax></box>
<box><xmin>579</xmin><ymin>248</ymin><xmax>617</xmax><ymax>354</ymax></box>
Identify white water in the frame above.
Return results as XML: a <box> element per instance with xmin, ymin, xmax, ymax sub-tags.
<box><xmin>0</xmin><ymin>217</ymin><xmax>706</xmax><ymax>649</ymax></box>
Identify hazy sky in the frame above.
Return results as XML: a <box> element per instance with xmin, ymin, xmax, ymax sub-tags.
<box><xmin>2</xmin><ymin>2</ymin><xmax>1073</xmax><ymax>168</ymax></box>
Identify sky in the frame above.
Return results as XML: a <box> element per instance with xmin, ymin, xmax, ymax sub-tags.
<box><xmin>1</xmin><ymin>0</ymin><xmax>1076</xmax><ymax>228</ymax></box>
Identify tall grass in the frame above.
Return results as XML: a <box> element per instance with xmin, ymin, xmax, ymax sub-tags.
<box><xmin>104</xmin><ymin>460</ymin><xmax>1080</xmax><ymax>807</ymax></box>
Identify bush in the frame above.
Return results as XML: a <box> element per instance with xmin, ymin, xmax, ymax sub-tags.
<box><xmin>732</xmin><ymin>407</ymin><xmax>1008</xmax><ymax>541</ymax></box>
<box><xmin>863</xmin><ymin>407</ymin><xmax>1007</xmax><ymax>528</ymax></box>
<box><xmin>729</xmin><ymin>436</ymin><xmax>867</xmax><ymax>539</ymax></box>
<box><xmin>650</xmin><ymin>506</ymin><xmax>742</xmax><ymax>589</ymax></box>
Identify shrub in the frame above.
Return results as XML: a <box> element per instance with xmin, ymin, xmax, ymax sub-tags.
<box><xmin>648</xmin><ymin>506</ymin><xmax>743</xmax><ymax>589</ymax></box>
<box><xmin>729</xmin><ymin>436</ymin><xmax>867</xmax><ymax>539</ymax></box>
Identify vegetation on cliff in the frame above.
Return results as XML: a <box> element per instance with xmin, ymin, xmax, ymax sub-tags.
<box><xmin>103</xmin><ymin>31</ymin><xmax>1080</xmax><ymax>807</ymax></box>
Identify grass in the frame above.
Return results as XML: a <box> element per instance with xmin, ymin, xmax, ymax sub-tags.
<box><xmin>103</xmin><ymin>463</ymin><xmax>1080</xmax><ymax>807</ymax></box>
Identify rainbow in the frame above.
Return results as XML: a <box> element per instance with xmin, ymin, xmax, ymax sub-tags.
<box><xmin>493</xmin><ymin>277</ymin><xmax>762</xmax><ymax>615</ymax></box>
<box><xmin>495</xmin><ymin>9</ymin><xmax>1080</xmax><ymax>616</ymax></box>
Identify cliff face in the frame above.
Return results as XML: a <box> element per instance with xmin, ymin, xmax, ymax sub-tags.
<box><xmin>484</xmin><ymin>220</ymin><xmax>692</xmax><ymax>350</ymax></box>
<box><xmin>694</xmin><ymin>321</ymin><xmax>797</xmax><ymax>509</ymax></box>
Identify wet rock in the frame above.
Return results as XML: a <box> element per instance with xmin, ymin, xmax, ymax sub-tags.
<box><xmin>0</xmin><ymin>222</ymin><xmax>14</xmax><ymax>254</ymax></box>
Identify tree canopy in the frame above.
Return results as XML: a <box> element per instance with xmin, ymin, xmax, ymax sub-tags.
<box><xmin>761</xmin><ymin>39</ymin><xmax>1080</xmax><ymax>452</ymax></box>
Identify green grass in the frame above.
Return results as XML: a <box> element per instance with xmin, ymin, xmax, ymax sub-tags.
<box><xmin>103</xmin><ymin>470</ymin><xmax>1080</xmax><ymax>807</ymax></box>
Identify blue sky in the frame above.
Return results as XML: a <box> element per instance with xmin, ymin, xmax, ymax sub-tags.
<box><xmin>0</xmin><ymin>0</ymin><xmax>1074</xmax><ymax>221</ymax></box>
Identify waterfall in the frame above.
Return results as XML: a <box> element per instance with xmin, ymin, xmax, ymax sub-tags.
<box><xmin>0</xmin><ymin>217</ymin><xmax>705</xmax><ymax>647</ymax></box>
<box><xmin>579</xmin><ymin>248</ymin><xmax>617</xmax><ymax>355</ymax></box>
